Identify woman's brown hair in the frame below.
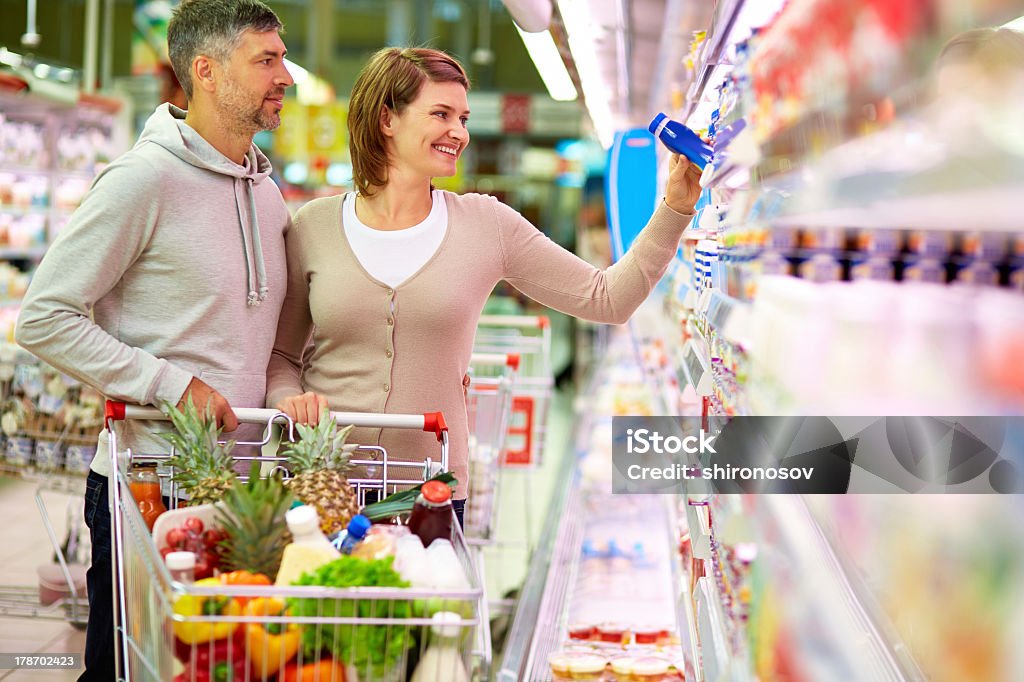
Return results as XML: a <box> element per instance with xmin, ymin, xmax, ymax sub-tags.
<box><xmin>347</xmin><ymin>47</ymin><xmax>470</xmax><ymax>196</ymax></box>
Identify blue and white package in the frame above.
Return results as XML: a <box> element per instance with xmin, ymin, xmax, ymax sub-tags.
<box><xmin>648</xmin><ymin>113</ymin><xmax>714</xmax><ymax>169</ymax></box>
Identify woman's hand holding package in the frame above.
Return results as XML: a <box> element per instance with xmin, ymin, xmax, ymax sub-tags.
<box><xmin>276</xmin><ymin>391</ymin><xmax>329</xmax><ymax>425</ymax></box>
<box><xmin>664</xmin><ymin>153</ymin><xmax>702</xmax><ymax>215</ymax></box>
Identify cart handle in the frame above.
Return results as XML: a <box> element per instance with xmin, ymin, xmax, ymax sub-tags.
<box><xmin>469</xmin><ymin>352</ymin><xmax>521</xmax><ymax>370</ymax></box>
<box><xmin>104</xmin><ymin>401</ymin><xmax>449</xmax><ymax>441</ymax></box>
<box><xmin>477</xmin><ymin>314</ymin><xmax>549</xmax><ymax>329</ymax></box>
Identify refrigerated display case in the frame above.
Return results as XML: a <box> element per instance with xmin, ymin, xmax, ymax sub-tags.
<box><xmin>503</xmin><ymin>1</ymin><xmax>1024</xmax><ymax>679</ymax></box>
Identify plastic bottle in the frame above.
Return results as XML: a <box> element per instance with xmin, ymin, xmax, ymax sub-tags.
<box><xmin>648</xmin><ymin>113</ymin><xmax>713</xmax><ymax>169</ymax></box>
<box><xmin>165</xmin><ymin>551</ymin><xmax>195</xmax><ymax>584</ymax></box>
<box><xmin>394</xmin><ymin>533</ymin><xmax>430</xmax><ymax>587</ymax></box>
<box><xmin>408</xmin><ymin>480</ymin><xmax>454</xmax><ymax>547</ymax></box>
<box><xmin>274</xmin><ymin>505</ymin><xmax>340</xmax><ymax>586</ymax></box>
<box><xmin>330</xmin><ymin>514</ymin><xmax>371</xmax><ymax>555</ymax></box>
<box><xmin>425</xmin><ymin>539</ymin><xmax>470</xmax><ymax>591</ymax></box>
<box><xmin>410</xmin><ymin>612</ymin><xmax>470</xmax><ymax>682</ymax></box>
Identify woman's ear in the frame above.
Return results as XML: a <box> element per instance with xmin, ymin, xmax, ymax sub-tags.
<box><xmin>379</xmin><ymin>105</ymin><xmax>394</xmax><ymax>137</ymax></box>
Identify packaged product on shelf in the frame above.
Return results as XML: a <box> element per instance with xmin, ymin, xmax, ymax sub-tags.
<box><xmin>961</xmin><ymin>231</ymin><xmax>1008</xmax><ymax>261</ymax></box>
<box><xmin>851</xmin><ymin>256</ymin><xmax>896</xmax><ymax>281</ymax></box>
<box><xmin>798</xmin><ymin>253</ymin><xmax>843</xmax><ymax>282</ymax></box>
<box><xmin>856</xmin><ymin>228</ymin><xmax>902</xmax><ymax>255</ymax></box>
<box><xmin>903</xmin><ymin>258</ymin><xmax>946</xmax><ymax>284</ymax></box>
<box><xmin>954</xmin><ymin>260</ymin><xmax>1000</xmax><ymax>287</ymax></box>
<box><xmin>908</xmin><ymin>230</ymin><xmax>953</xmax><ymax>258</ymax></box>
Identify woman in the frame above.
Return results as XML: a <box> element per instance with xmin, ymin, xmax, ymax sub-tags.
<box><xmin>267</xmin><ymin>47</ymin><xmax>700</xmax><ymax>519</ymax></box>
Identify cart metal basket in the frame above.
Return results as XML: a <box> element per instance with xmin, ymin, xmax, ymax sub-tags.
<box><xmin>104</xmin><ymin>402</ymin><xmax>486</xmax><ymax>682</ymax></box>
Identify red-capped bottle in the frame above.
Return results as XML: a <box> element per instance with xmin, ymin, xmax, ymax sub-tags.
<box><xmin>408</xmin><ymin>481</ymin><xmax>454</xmax><ymax>547</ymax></box>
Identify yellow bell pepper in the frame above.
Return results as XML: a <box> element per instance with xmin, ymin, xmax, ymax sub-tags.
<box><xmin>244</xmin><ymin>597</ymin><xmax>300</xmax><ymax>677</ymax></box>
<box><xmin>173</xmin><ymin>577</ymin><xmax>241</xmax><ymax>645</ymax></box>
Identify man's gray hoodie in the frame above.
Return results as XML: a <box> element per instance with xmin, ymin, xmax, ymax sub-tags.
<box><xmin>16</xmin><ymin>104</ymin><xmax>289</xmax><ymax>474</ymax></box>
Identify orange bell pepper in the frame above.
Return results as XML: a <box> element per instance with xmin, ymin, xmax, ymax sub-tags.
<box><xmin>280</xmin><ymin>657</ymin><xmax>347</xmax><ymax>682</ymax></box>
<box><xmin>244</xmin><ymin>597</ymin><xmax>300</xmax><ymax>678</ymax></box>
<box><xmin>218</xmin><ymin>570</ymin><xmax>271</xmax><ymax>608</ymax></box>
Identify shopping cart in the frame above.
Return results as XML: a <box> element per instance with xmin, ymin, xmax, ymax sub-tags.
<box><xmin>463</xmin><ymin>352</ymin><xmax>519</xmax><ymax>670</ymax></box>
<box><xmin>105</xmin><ymin>402</ymin><xmax>486</xmax><ymax>682</ymax></box>
<box><xmin>473</xmin><ymin>315</ymin><xmax>553</xmax><ymax>468</ymax></box>
<box><xmin>464</xmin><ymin>352</ymin><xmax>518</xmax><ymax>541</ymax></box>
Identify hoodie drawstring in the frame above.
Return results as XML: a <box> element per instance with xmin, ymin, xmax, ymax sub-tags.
<box><xmin>234</xmin><ymin>177</ymin><xmax>268</xmax><ymax>306</ymax></box>
<box><xmin>247</xmin><ymin>177</ymin><xmax>269</xmax><ymax>304</ymax></box>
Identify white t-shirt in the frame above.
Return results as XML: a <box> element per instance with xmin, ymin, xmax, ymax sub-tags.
<box><xmin>342</xmin><ymin>191</ymin><xmax>448</xmax><ymax>288</ymax></box>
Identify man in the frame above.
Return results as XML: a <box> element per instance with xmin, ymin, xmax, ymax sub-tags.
<box><xmin>15</xmin><ymin>1</ymin><xmax>294</xmax><ymax>678</ymax></box>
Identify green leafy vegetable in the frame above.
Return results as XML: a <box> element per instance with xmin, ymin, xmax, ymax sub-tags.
<box><xmin>360</xmin><ymin>472</ymin><xmax>458</xmax><ymax>521</ymax></box>
<box><xmin>286</xmin><ymin>556</ymin><xmax>413</xmax><ymax>677</ymax></box>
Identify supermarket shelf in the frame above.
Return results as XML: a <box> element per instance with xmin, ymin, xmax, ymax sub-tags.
<box><xmin>684</xmin><ymin>0</ymin><xmax>744</xmax><ymax>118</ymax></box>
<box><xmin>0</xmin><ymin>204</ymin><xmax>49</xmax><ymax>216</ymax></box>
<box><xmin>0</xmin><ymin>246</ymin><xmax>47</xmax><ymax>260</ymax></box>
<box><xmin>757</xmin><ymin>496</ymin><xmax>922</xmax><ymax>681</ymax></box>
<box><xmin>497</xmin><ymin>417</ymin><xmax>582</xmax><ymax>682</ymax></box>
<box><xmin>678</xmin><ymin>337</ymin><xmax>712</xmax><ymax>397</ymax></box>
<box><xmin>0</xmin><ymin>165</ymin><xmax>50</xmax><ymax>176</ymax></box>
<box><xmin>763</xmin><ymin>121</ymin><xmax>1024</xmax><ymax>232</ymax></box>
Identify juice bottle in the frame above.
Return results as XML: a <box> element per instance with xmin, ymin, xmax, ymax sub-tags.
<box><xmin>128</xmin><ymin>462</ymin><xmax>166</xmax><ymax>531</ymax></box>
<box><xmin>274</xmin><ymin>505</ymin><xmax>341</xmax><ymax>586</ymax></box>
<box><xmin>408</xmin><ymin>480</ymin><xmax>454</xmax><ymax>547</ymax></box>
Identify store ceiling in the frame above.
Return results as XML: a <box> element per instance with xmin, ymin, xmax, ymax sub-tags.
<box><xmin>0</xmin><ymin>0</ymin><xmax>550</xmax><ymax>97</ymax></box>
<box><xmin>0</xmin><ymin>0</ymin><xmax>714</xmax><ymax>143</ymax></box>
<box><xmin>551</xmin><ymin>0</ymin><xmax>713</xmax><ymax>142</ymax></box>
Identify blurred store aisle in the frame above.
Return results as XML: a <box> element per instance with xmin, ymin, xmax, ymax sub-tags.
<box><xmin>0</xmin><ymin>476</ymin><xmax>86</xmax><ymax>681</ymax></box>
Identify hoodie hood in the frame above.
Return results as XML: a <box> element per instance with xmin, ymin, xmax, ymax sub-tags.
<box><xmin>136</xmin><ymin>103</ymin><xmax>273</xmax><ymax>305</ymax></box>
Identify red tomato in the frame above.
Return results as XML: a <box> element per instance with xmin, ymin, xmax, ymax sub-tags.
<box><xmin>165</xmin><ymin>527</ymin><xmax>186</xmax><ymax>549</ymax></box>
<box><xmin>183</xmin><ymin>517</ymin><xmax>204</xmax><ymax>535</ymax></box>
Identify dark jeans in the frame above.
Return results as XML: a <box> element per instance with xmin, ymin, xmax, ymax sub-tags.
<box><xmin>81</xmin><ymin>470</ymin><xmax>115</xmax><ymax>681</ymax></box>
<box><xmin>452</xmin><ymin>498</ymin><xmax>465</xmax><ymax>528</ymax></box>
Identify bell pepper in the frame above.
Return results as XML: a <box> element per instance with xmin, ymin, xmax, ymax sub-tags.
<box><xmin>173</xmin><ymin>629</ymin><xmax>250</xmax><ymax>682</ymax></box>
<box><xmin>245</xmin><ymin>597</ymin><xmax>300</xmax><ymax>677</ymax></box>
<box><xmin>218</xmin><ymin>570</ymin><xmax>272</xmax><ymax>608</ymax></box>
<box><xmin>173</xmin><ymin>577</ymin><xmax>242</xmax><ymax>645</ymax></box>
<box><xmin>280</xmin><ymin>657</ymin><xmax>347</xmax><ymax>682</ymax></box>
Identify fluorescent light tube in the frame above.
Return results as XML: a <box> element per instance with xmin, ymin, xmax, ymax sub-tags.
<box><xmin>515</xmin><ymin>25</ymin><xmax>578</xmax><ymax>101</ymax></box>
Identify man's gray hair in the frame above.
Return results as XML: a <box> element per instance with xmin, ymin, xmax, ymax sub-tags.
<box><xmin>168</xmin><ymin>0</ymin><xmax>283</xmax><ymax>99</ymax></box>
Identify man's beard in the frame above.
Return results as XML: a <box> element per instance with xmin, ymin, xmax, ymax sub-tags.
<box><xmin>216</xmin><ymin>79</ymin><xmax>281</xmax><ymax>137</ymax></box>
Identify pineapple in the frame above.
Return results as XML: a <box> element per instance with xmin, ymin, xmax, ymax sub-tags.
<box><xmin>280</xmin><ymin>416</ymin><xmax>361</xmax><ymax>536</ymax></box>
<box><xmin>160</xmin><ymin>397</ymin><xmax>236</xmax><ymax>505</ymax></box>
<box><xmin>216</xmin><ymin>464</ymin><xmax>294</xmax><ymax>580</ymax></box>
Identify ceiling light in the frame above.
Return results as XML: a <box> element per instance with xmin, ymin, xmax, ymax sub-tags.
<box><xmin>285</xmin><ymin>58</ymin><xmax>309</xmax><ymax>86</ymax></box>
<box><xmin>557</xmin><ymin>0</ymin><xmax>615</xmax><ymax>147</ymax></box>
<box><xmin>515</xmin><ymin>26</ymin><xmax>578</xmax><ymax>101</ymax></box>
<box><xmin>1003</xmin><ymin>15</ymin><xmax>1024</xmax><ymax>31</ymax></box>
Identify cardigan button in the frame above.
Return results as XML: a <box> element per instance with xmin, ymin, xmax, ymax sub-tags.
<box><xmin>386</xmin><ymin>350</ymin><xmax>393</xmax><ymax>358</ymax></box>
<box><xmin>387</xmin><ymin>288</ymin><xmax>395</xmax><ymax>296</ymax></box>
<box><xmin>383</xmin><ymin>384</ymin><xmax>390</xmax><ymax>392</ymax></box>
<box><xmin>387</xmin><ymin>317</ymin><xmax>394</xmax><ymax>325</ymax></box>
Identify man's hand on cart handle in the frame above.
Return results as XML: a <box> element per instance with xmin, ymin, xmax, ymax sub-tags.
<box><xmin>275</xmin><ymin>392</ymin><xmax>329</xmax><ymax>426</ymax></box>
<box><xmin>178</xmin><ymin>377</ymin><xmax>239</xmax><ymax>432</ymax></box>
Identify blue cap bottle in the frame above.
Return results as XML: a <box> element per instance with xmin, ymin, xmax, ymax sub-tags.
<box><xmin>333</xmin><ymin>514</ymin><xmax>372</xmax><ymax>554</ymax></box>
<box><xmin>649</xmin><ymin>113</ymin><xmax>713</xmax><ymax>170</ymax></box>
